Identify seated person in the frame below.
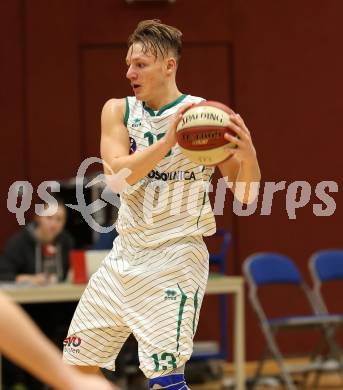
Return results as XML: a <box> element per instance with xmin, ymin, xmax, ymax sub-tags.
<box><xmin>0</xmin><ymin>196</ymin><xmax>76</xmax><ymax>389</ymax></box>
<box><xmin>0</xmin><ymin>196</ymin><xmax>74</xmax><ymax>284</ymax></box>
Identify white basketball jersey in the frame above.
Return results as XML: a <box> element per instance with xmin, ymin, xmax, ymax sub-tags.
<box><xmin>116</xmin><ymin>94</ymin><xmax>216</xmax><ymax>246</ymax></box>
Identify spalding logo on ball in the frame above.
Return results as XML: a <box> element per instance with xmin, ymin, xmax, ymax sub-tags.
<box><xmin>176</xmin><ymin>101</ymin><xmax>238</xmax><ymax>166</ymax></box>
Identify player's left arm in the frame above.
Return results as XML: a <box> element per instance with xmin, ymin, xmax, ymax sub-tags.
<box><xmin>217</xmin><ymin>113</ymin><xmax>261</xmax><ymax>204</ymax></box>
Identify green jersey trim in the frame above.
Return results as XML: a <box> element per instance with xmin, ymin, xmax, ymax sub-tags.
<box><xmin>124</xmin><ymin>97</ymin><xmax>130</xmax><ymax>127</ymax></box>
<box><xmin>143</xmin><ymin>94</ymin><xmax>188</xmax><ymax>117</ymax></box>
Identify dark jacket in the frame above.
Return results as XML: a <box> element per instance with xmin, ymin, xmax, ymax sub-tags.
<box><xmin>0</xmin><ymin>223</ymin><xmax>74</xmax><ymax>282</ymax></box>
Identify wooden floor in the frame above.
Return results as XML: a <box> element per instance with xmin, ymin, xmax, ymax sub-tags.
<box><xmin>191</xmin><ymin>376</ymin><xmax>343</xmax><ymax>389</ymax></box>
<box><xmin>190</xmin><ymin>359</ymin><xmax>343</xmax><ymax>390</ymax></box>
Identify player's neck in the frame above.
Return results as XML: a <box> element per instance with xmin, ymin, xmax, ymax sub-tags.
<box><xmin>144</xmin><ymin>86</ymin><xmax>182</xmax><ymax>111</ymax></box>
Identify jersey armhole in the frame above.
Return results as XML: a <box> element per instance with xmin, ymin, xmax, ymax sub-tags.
<box><xmin>124</xmin><ymin>97</ymin><xmax>129</xmax><ymax>127</ymax></box>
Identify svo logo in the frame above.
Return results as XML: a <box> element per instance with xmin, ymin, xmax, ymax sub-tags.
<box><xmin>63</xmin><ymin>336</ymin><xmax>82</xmax><ymax>348</ymax></box>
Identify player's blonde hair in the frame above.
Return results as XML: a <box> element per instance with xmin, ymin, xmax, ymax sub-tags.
<box><xmin>128</xmin><ymin>19</ymin><xmax>182</xmax><ymax>63</ymax></box>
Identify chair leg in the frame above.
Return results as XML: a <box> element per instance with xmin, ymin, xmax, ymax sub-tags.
<box><xmin>323</xmin><ymin>326</ymin><xmax>343</xmax><ymax>381</ymax></box>
<box><xmin>304</xmin><ymin>334</ymin><xmax>326</xmax><ymax>389</ymax></box>
<box><xmin>311</xmin><ymin>367</ymin><xmax>322</xmax><ymax>389</ymax></box>
<box><xmin>249</xmin><ymin>345</ymin><xmax>269</xmax><ymax>389</ymax></box>
<box><xmin>261</xmin><ymin>326</ymin><xmax>298</xmax><ymax>390</ymax></box>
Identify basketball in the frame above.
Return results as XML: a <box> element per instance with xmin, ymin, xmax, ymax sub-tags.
<box><xmin>176</xmin><ymin>101</ymin><xmax>237</xmax><ymax>166</ymax></box>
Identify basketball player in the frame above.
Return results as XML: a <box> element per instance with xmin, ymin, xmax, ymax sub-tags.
<box><xmin>0</xmin><ymin>292</ymin><xmax>114</xmax><ymax>389</ymax></box>
<box><xmin>63</xmin><ymin>20</ymin><xmax>260</xmax><ymax>389</ymax></box>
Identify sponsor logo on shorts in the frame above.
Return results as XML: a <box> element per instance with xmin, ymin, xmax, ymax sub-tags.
<box><xmin>63</xmin><ymin>336</ymin><xmax>82</xmax><ymax>354</ymax></box>
<box><xmin>164</xmin><ymin>289</ymin><xmax>177</xmax><ymax>301</ymax></box>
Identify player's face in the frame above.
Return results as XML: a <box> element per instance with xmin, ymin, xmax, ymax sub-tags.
<box><xmin>126</xmin><ymin>43</ymin><xmax>169</xmax><ymax>102</ymax></box>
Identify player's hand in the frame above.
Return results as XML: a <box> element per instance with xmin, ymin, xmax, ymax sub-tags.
<box><xmin>164</xmin><ymin>102</ymin><xmax>196</xmax><ymax>148</ymax></box>
<box><xmin>224</xmin><ymin>113</ymin><xmax>257</xmax><ymax>163</ymax></box>
<box><xmin>68</xmin><ymin>372</ymin><xmax>119</xmax><ymax>390</ymax></box>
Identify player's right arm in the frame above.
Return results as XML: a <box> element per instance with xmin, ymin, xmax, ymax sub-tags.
<box><xmin>100</xmin><ymin>98</ymin><xmax>193</xmax><ymax>186</ymax></box>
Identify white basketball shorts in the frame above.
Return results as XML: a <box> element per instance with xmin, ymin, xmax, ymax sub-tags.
<box><xmin>63</xmin><ymin>234</ymin><xmax>209</xmax><ymax>379</ymax></box>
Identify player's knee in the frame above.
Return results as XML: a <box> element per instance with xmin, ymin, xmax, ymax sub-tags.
<box><xmin>149</xmin><ymin>373</ymin><xmax>189</xmax><ymax>389</ymax></box>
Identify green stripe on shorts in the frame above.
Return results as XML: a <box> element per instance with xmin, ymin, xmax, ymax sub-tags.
<box><xmin>176</xmin><ymin>284</ymin><xmax>187</xmax><ymax>352</ymax></box>
<box><xmin>192</xmin><ymin>287</ymin><xmax>199</xmax><ymax>334</ymax></box>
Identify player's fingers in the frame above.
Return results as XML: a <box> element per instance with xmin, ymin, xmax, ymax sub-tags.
<box><xmin>231</xmin><ymin>114</ymin><xmax>251</xmax><ymax>136</ymax></box>
<box><xmin>233</xmin><ymin>113</ymin><xmax>246</xmax><ymax>126</ymax></box>
<box><xmin>226</xmin><ymin>120</ymin><xmax>247</xmax><ymax>139</ymax></box>
<box><xmin>178</xmin><ymin>102</ymin><xmax>196</xmax><ymax>115</ymax></box>
<box><xmin>173</xmin><ymin>112</ymin><xmax>184</xmax><ymax>128</ymax></box>
<box><xmin>224</xmin><ymin>132</ymin><xmax>241</xmax><ymax>146</ymax></box>
<box><xmin>173</xmin><ymin>102</ymin><xmax>196</xmax><ymax>127</ymax></box>
<box><xmin>230</xmin><ymin>113</ymin><xmax>248</xmax><ymax>128</ymax></box>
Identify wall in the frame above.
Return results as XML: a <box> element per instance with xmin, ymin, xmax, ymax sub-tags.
<box><xmin>233</xmin><ymin>0</ymin><xmax>343</xmax><ymax>357</ymax></box>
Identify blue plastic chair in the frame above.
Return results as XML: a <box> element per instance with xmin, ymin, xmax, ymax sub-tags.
<box><xmin>310</xmin><ymin>250</ymin><xmax>343</xmax><ymax>314</ymax></box>
<box><xmin>309</xmin><ymin>250</ymin><xmax>343</xmax><ymax>386</ymax></box>
<box><xmin>243</xmin><ymin>253</ymin><xmax>343</xmax><ymax>390</ymax></box>
<box><xmin>209</xmin><ymin>229</ymin><xmax>231</xmax><ymax>275</ymax></box>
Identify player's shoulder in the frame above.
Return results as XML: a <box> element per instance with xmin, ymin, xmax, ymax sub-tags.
<box><xmin>102</xmin><ymin>98</ymin><xmax>126</xmax><ymax>116</ymax></box>
<box><xmin>101</xmin><ymin>98</ymin><xmax>128</xmax><ymax>127</ymax></box>
<box><xmin>183</xmin><ymin>94</ymin><xmax>206</xmax><ymax>104</ymax></box>
<box><xmin>101</xmin><ymin>96</ymin><xmax>140</xmax><ymax>129</ymax></box>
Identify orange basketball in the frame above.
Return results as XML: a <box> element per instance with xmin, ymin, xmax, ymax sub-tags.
<box><xmin>176</xmin><ymin>101</ymin><xmax>237</xmax><ymax>165</ymax></box>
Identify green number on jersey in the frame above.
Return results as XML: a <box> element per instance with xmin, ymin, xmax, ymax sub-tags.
<box><xmin>144</xmin><ymin>131</ymin><xmax>172</xmax><ymax>157</ymax></box>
